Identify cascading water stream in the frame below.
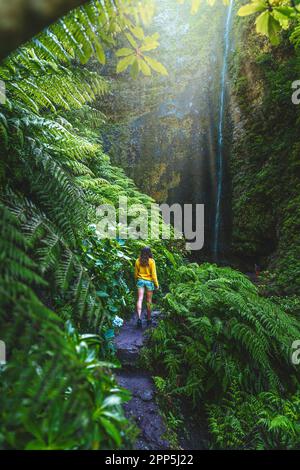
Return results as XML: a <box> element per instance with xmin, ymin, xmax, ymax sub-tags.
<box><xmin>213</xmin><ymin>0</ymin><xmax>234</xmax><ymax>260</ymax></box>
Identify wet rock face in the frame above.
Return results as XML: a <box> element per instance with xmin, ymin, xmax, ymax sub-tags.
<box><xmin>98</xmin><ymin>0</ymin><xmax>230</xmax><ymax>256</ymax></box>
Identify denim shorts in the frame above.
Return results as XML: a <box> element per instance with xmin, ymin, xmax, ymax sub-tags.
<box><xmin>136</xmin><ymin>279</ymin><xmax>155</xmax><ymax>291</ymax></box>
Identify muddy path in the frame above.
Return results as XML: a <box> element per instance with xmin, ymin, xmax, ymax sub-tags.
<box><xmin>115</xmin><ymin>310</ymin><xmax>170</xmax><ymax>450</ymax></box>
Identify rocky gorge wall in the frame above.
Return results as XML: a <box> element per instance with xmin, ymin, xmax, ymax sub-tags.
<box><xmin>97</xmin><ymin>0</ymin><xmax>230</xmax><ymax>258</ymax></box>
<box><xmin>228</xmin><ymin>18</ymin><xmax>300</xmax><ymax>293</ymax></box>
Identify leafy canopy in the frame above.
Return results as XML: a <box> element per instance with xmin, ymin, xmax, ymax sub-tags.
<box><xmin>180</xmin><ymin>0</ymin><xmax>300</xmax><ymax>47</ymax></box>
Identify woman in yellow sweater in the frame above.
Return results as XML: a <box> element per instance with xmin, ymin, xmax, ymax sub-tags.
<box><xmin>134</xmin><ymin>246</ymin><xmax>159</xmax><ymax>328</ymax></box>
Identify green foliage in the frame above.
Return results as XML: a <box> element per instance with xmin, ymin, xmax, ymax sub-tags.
<box><xmin>116</xmin><ymin>31</ymin><xmax>168</xmax><ymax>78</ymax></box>
<box><xmin>152</xmin><ymin>376</ymin><xmax>184</xmax><ymax>449</ymax></box>
<box><xmin>0</xmin><ymin>315</ymin><xmax>132</xmax><ymax>450</ymax></box>
<box><xmin>143</xmin><ymin>263</ymin><xmax>300</xmax><ymax>449</ymax></box>
<box><xmin>238</xmin><ymin>1</ymin><xmax>294</xmax><ymax>46</ymax></box>
<box><xmin>0</xmin><ymin>0</ymin><xmax>181</xmax><ymax>330</ymax></box>
<box><xmin>208</xmin><ymin>383</ymin><xmax>300</xmax><ymax>449</ymax></box>
<box><xmin>0</xmin><ymin>204</ymin><xmax>133</xmax><ymax>449</ymax></box>
<box><xmin>268</xmin><ymin>295</ymin><xmax>300</xmax><ymax>321</ymax></box>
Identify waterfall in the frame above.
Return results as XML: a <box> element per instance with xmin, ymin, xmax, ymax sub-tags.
<box><xmin>213</xmin><ymin>0</ymin><xmax>234</xmax><ymax>260</ymax></box>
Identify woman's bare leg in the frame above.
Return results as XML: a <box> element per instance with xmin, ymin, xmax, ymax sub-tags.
<box><xmin>146</xmin><ymin>290</ymin><xmax>153</xmax><ymax>320</ymax></box>
<box><xmin>136</xmin><ymin>287</ymin><xmax>145</xmax><ymax>319</ymax></box>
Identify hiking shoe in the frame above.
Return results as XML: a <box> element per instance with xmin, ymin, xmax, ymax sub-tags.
<box><xmin>137</xmin><ymin>318</ymin><xmax>142</xmax><ymax>329</ymax></box>
<box><xmin>147</xmin><ymin>318</ymin><xmax>152</xmax><ymax>327</ymax></box>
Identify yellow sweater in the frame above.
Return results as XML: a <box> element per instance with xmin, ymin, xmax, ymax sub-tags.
<box><xmin>135</xmin><ymin>258</ymin><xmax>159</xmax><ymax>288</ymax></box>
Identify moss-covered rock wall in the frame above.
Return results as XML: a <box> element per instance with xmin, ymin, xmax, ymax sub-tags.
<box><xmin>229</xmin><ymin>19</ymin><xmax>300</xmax><ymax>293</ymax></box>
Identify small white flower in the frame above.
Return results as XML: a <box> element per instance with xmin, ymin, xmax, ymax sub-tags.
<box><xmin>113</xmin><ymin>315</ymin><xmax>123</xmax><ymax>328</ymax></box>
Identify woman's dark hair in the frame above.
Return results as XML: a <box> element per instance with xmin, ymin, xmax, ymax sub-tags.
<box><xmin>139</xmin><ymin>246</ymin><xmax>153</xmax><ymax>267</ymax></box>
